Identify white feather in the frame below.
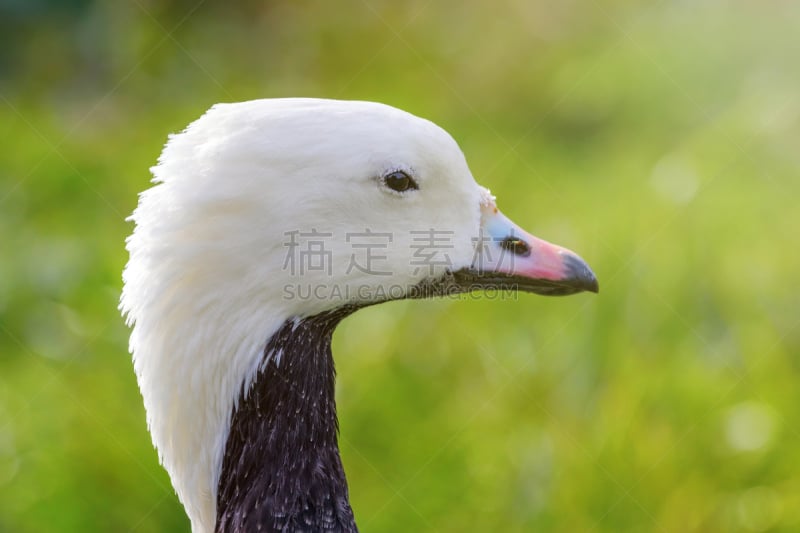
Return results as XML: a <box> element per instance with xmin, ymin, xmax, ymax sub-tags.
<box><xmin>120</xmin><ymin>98</ymin><xmax>488</xmax><ymax>532</ymax></box>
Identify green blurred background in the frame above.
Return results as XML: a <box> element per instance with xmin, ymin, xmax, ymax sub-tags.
<box><xmin>1</xmin><ymin>0</ymin><xmax>798</xmax><ymax>531</ymax></box>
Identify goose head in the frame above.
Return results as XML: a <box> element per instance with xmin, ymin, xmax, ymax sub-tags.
<box><xmin>121</xmin><ymin>98</ymin><xmax>597</xmax><ymax>532</ymax></box>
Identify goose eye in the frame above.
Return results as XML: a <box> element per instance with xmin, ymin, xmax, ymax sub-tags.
<box><xmin>383</xmin><ymin>171</ymin><xmax>418</xmax><ymax>193</ymax></box>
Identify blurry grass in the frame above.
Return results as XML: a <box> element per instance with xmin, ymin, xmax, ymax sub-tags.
<box><xmin>1</xmin><ymin>1</ymin><xmax>799</xmax><ymax>532</ymax></box>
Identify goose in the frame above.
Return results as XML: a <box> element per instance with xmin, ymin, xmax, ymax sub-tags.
<box><xmin>120</xmin><ymin>98</ymin><xmax>598</xmax><ymax>533</ymax></box>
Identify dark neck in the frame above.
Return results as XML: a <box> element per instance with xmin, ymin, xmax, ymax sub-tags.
<box><xmin>216</xmin><ymin>309</ymin><xmax>358</xmax><ymax>533</ymax></box>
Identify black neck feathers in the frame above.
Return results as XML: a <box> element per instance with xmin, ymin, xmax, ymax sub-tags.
<box><xmin>216</xmin><ymin>308</ymin><xmax>358</xmax><ymax>533</ymax></box>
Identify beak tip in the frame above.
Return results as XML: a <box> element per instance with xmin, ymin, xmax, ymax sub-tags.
<box><xmin>564</xmin><ymin>253</ymin><xmax>599</xmax><ymax>295</ymax></box>
<box><xmin>588</xmin><ymin>278</ymin><xmax>600</xmax><ymax>294</ymax></box>
<box><xmin>573</xmin><ymin>273</ymin><xmax>599</xmax><ymax>295</ymax></box>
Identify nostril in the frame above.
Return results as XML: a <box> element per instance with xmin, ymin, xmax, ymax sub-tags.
<box><xmin>499</xmin><ymin>236</ymin><xmax>531</xmax><ymax>257</ymax></box>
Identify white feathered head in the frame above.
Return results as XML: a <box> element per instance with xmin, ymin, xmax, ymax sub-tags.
<box><xmin>120</xmin><ymin>98</ymin><xmax>596</xmax><ymax>532</ymax></box>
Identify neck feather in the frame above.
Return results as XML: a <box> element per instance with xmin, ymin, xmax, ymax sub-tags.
<box><xmin>215</xmin><ymin>308</ymin><xmax>358</xmax><ymax>533</ymax></box>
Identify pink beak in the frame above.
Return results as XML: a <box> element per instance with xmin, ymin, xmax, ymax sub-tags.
<box><xmin>454</xmin><ymin>198</ymin><xmax>598</xmax><ymax>296</ymax></box>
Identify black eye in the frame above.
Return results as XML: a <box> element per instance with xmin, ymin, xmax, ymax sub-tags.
<box><xmin>383</xmin><ymin>171</ymin><xmax>418</xmax><ymax>193</ymax></box>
